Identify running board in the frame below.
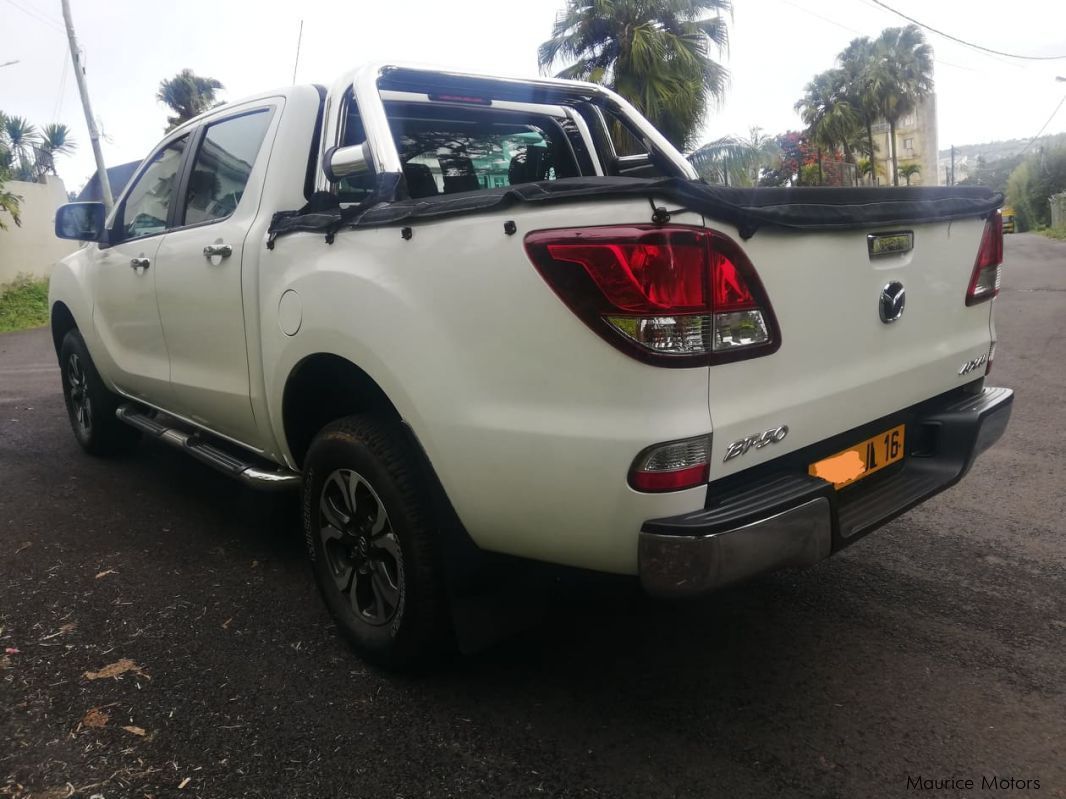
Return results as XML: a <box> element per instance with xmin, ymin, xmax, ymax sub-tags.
<box><xmin>115</xmin><ymin>405</ymin><xmax>300</xmax><ymax>491</ymax></box>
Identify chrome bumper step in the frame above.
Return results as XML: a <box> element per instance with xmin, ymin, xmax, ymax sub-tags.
<box><xmin>115</xmin><ymin>405</ymin><xmax>300</xmax><ymax>491</ymax></box>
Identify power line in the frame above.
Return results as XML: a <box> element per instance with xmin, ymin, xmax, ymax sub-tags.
<box><xmin>1020</xmin><ymin>95</ymin><xmax>1066</xmax><ymax>155</ymax></box>
<box><xmin>865</xmin><ymin>0</ymin><xmax>1066</xmax><ymax>61</ymax></box>
<box><xmin>1</xmin><ymin>0</ymin><xmax>64</xmax><ymax>32</ymax></box>
<box><xmin>771</xmin><ymin>0</ymin><xmax>1002</xmax><ymax>78</ymax></box>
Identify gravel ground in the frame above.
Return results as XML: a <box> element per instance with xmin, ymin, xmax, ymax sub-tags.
<box><xmin>1</xmin><ymin>233</ymin><xmax>1064</xmax><ymax>799</ymax></box>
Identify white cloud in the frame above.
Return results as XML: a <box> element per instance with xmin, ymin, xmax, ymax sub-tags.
<box><xmin>2</xmin><ymin>0</ymin><xmax>1064</xmax><ymax>192</ymax></box>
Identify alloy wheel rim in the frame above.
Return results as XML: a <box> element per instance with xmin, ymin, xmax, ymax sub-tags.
<box><xmin>318</xmin><ymin>468</ymin><xmax>404</xmax><ymax>627</ymax></box>
<box><xmin>67</xmin><ymin>353</ymin><xmax>92</xmax><ymax>436</ymax></box>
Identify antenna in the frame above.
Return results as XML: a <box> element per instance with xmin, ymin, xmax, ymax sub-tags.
<box><xmin>291</xmin><ymin>19</ymin><xmax>304</xmax><ymax>85</ymax></box>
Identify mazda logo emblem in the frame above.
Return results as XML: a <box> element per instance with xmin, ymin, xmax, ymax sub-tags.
<box><xmin>879</xmin><ymin>281</ymin><xmax>906</xmax><ymax>323</ymax></box>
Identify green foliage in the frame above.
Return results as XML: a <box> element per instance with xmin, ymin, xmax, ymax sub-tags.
<box><xmin>0</xmin><ymin>275</ymin><xmax>49</xmax><ymax>332</ymax></box>
<box><xmin>689</xmin><ymin>126</ymin><xmax>781</xmax><ymax>186</ymax></box>
<box><xmin>0</xmin><ymin>111</ymin><xmax>78</xmax><ymax>185</ymax></box>
<box><xmin>1040</xmin><ymin>226</ymin><xmax>1066</xmax><ymax>241</ymax></box>
<box><xmin>538</xmin><ymin>0</ymin><xmax>732</xmax><ymax>150</ymax></box>
<box><xmin>794</xmin><ymin>25</ymin><xmax>933</xmax><ymax>186</ymax></box>
<box><xmin>795</xmin><ymin>69</ymin><xmax>858</xmax><ymax>160</ymax></box>
<box><xmin>157</xmin><ymin>69</ymin><xmax>225</xmax><ymax>132</ymax></box>
<box><xmin>0</xmin><ymin>115</ymin><xmax>21</xmax><ymax>228</ymax></box>
<box><xmin>958</xmin><ymin>153</ymin><xmax>1024</xmax><ymax>195</ymax></box>
<box><xmin>1006</xmin><ymin>145</ymin><xmax>1066</xmax><ymax>232</ymax></box>
<box><xmin>898</xmin><ymin>162</ymin><xmax>921</xmax><ymax>185</ymax></box>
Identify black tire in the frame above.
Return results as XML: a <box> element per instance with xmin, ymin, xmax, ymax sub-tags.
<box><xmin>302</xmin><ymin>416</ymin><xmax>451</xmax><ymax>669</ymax></box>
<box><xmin>59</xmin><ymin>330</ymin><xmax>140</xmax><ymax>456</ymax></box>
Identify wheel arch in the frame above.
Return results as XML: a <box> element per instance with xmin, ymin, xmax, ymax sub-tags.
<box><xmin>50</xmin><ymin>300</ymin><xmax>78</xmax><ymax>356</ymax></box>
<box><xmin>281</xmin><ymin>352</ymin><xmax>403</xmax><ymax>469</ymax></box>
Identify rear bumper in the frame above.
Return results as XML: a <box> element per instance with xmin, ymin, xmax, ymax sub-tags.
<box><xmin>639</xmin><ymin>386</ymin><xmax>1013</xmax><ymax>597</ymax></box>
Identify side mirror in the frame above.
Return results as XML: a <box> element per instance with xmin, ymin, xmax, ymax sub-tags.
<box><xmin>323</xmin><ymin>142</ymin><xmax>374</xmax><ymax>183</ymax></box>
<box><xmin>55</xmin><ymin>202</ymin><xmax>106</xmax><ymax>242</ymax></box>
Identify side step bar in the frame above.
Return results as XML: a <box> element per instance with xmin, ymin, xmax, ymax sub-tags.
<box><xmin>115</xmin><ymin>405</ymin><xmax>301</xmax><ymax>491</ymax></box>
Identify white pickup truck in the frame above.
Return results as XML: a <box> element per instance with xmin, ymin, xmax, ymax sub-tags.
<box><xmin>50</xmin><ymin>64</ymin><xmax>1012</xmax><ymax>667</ymax></box>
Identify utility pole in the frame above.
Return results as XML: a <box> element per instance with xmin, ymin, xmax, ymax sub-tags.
<box><xmin>60</xmin><ymin>0</ymin><xmax>112</xmax><ymax>210</ymax></box>
<box><xmin>949</xmin><ymin>145</ymin><xmax>955</xmax><ymax>187</ymax></box>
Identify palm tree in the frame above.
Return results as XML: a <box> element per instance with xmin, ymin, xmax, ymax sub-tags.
<box><xmin>898</xmin><ymin>162</ymin><xmax>921</xmax><ymax>185</ymax></box>
<box><xmin>537</xmin><ymin>0</ymin><xmax>732</xmax><ymax>151</ymax></box>
<box><xmin>795</xmin><ymin>69</ymin><xmax>860</xmax><ymax>184</ymax></box>
<box><xmin>2</xmin><ymin>115</ymin><xmax>39</xmax><ymax>181</ymax></box>
<box><xmin>837</xmin><ymin>37</ymin><xmax>885</xmax><ymax>183</ymax></box>
<box><xmin>157</xmin><ymin>69</ymin><xmax>225</xmax><ymax>132</ymax></box>
<box><xmin>689</xmin><ymin>126</ymin><xmax>780</xmax><ymax>186</ymax></box>
<box><xmin>34</xmin><ymin>123</ymin><xmax>76</xmax><ymax>178</ymax></box>
<box><xmin>872</xmin><ymin>25</ymin><xmax>933</xmax><ymax>186</ymax></box>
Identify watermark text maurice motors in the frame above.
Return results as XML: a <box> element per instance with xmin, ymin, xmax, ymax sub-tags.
<box><xmin>907</xmin><ymin>775</ymin><xmax>1040</xmax><ymax>792</ymax></box>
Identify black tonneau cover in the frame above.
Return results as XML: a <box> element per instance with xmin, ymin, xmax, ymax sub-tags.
<box><xmin>266</xmin><ymin>177</ymin><xmax>1003</xmax><ymax>247</ymax></box>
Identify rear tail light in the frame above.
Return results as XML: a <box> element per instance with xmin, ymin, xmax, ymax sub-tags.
<box><xmin>629</xmin><ymin>434</ymin><xmax>711</xmax><ymax>492</ymax></box>
<box><xmin>524</xmin><ymin>225</ymin><xmax>780</xmax><ymax>366</ymax></box>
<box><xmin>966</xmin><ymin>213</ymin><xmax>1003</xmax><ymax>306</ymax></box>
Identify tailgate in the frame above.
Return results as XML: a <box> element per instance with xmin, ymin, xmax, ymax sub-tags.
<box><xmin>707</xmin><ymin>217</ymin><xmax>994</xmax><ymax>475</ymax></box>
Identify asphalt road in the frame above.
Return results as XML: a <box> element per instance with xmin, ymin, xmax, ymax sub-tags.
<box><xmin>2</xmin><ymin>234</ymin><xmax>1064</xmax><ymax>799</ymax></box>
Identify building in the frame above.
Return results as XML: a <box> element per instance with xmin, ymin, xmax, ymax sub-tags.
<box><xmin>76</xmin><ymin>160</ymin><xmax>141</xmax><ymax>203</ymax></box>
<box><xmin>869</xmin><ymin>94</ymin><xmax>938</xmax><ymax>186</ymax></box>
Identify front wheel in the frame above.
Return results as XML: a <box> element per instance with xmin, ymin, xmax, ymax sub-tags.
<box><xmin>302</xmin><ymin>416</ymin><xmax>451</xmax><ymax>669</ymax></box>
<box><xmin>59</xmin><ymin>330</ymin><xmax>140</xmax><ymax>456</ymax></box>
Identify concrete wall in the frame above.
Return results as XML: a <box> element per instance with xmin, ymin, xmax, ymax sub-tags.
<box><xmin>0</xmin><ymin>176</ymin><xmax>79</xmax><ymax>285</ymax></box>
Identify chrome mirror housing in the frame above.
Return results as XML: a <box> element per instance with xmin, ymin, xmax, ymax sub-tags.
<box><xmin>323</xmin><ymin>142</ymin><xmax>374</xmax><ymax>183</ymax></box>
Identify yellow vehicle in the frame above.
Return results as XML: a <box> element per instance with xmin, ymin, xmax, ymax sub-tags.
<box><xmin>1002</xmin><ymin>207</ymin><xmax>1017</xmax><ymax>233</ymax></box>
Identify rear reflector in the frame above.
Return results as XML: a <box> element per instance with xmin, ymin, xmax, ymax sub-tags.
<box><xmin>967</xmin><ymin>213</ymin><xmax>1003</xmax><ymax>306</ymax></box>
<box><xmin>629</xmin><ymin>435</ymin><xmax>711</xmax><ymax>492</ymax></box>
<box><xmin>525</xmin><ymin>225</ymin><xmax>779</xmax><ymax>367</ymax></box>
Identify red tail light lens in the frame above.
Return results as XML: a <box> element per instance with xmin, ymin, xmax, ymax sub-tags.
<box><xmin>525</xmin><ymin>226</ymin><xmax>779</xmax><ymax>367</ymax></box>
<box><xmin>966</xmin><ymin>213</ymin><xmax>1003</xmax><ymax>306</ymax></box>
<box><xmin>629</xmin><ymin>434</ymin><xmax>711</xmax><ymax>492</ymax></box>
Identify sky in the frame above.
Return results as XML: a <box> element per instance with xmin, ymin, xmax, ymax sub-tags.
<box><xmin>2</xmin><ymin>0</ymin><xmax>1065</xmax><ymax>193</ymax></box>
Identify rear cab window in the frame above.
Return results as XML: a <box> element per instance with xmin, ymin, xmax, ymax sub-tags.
<box><xmin>337</xmin><ymin>94</ymin><xmax>586</xmax><ymax>202</ymax></box>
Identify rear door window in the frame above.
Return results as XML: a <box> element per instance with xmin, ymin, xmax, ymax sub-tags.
<box><xmin>182</xmin><ymin>109</ymin><xmax>272</xmax><ymax>226</ymax></box>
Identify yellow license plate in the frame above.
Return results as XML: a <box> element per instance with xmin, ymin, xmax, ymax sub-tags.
<box><xmin>809</xmin><ymin>424</ymin><xmax>905</xmax><ymax>489</ymax></box>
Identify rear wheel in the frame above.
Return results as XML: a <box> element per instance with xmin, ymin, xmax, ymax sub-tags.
<box><xmin>302</xmin><ymin>416</ymin><xmax>451</xmax><ymax>669</ymax></box>
<box><xmin>59</xmin><ymin>331</ymin><xmax>140</xmax><ymax>455</ymax></box>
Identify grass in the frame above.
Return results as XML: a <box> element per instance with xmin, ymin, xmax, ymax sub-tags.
<box><xmin>1037</xmin><ymin>227</ymin><xmax>1066</xmax><ymax>241</ymax></box>
<box><xmin>0</xmin><ymin>275</ymin><xmax>49</xmax><ymax>333</ymax></box>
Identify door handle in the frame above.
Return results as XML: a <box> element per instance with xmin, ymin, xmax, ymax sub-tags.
<box><xmin>203</xmin><ymin>244</ymin><xmax>232</xmax><ymax>260</ymax></box>
<box><xmin>129</xmin><ymin>257</ymin><xmax>150</xmax><ymax>271</ymax></box>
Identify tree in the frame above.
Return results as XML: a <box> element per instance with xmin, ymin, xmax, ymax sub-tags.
<box><xmin>0</xmin><ymin>158</ymin><xmax>19</xmax><ymax>229</ymax></box>
<box><xmin>1</xmin><ymin>112</ymin><xmax>79</xmax><ymax>187</ymax></box>
<box><xmin>837</xmin><ymin>37</ymin><xmax>884</xmax><ymax>183</ymax></box>
<box><xmin>157</xmin><ymin>69</ymin><xmax>225</xmax><ymax>132</ymax></box>
<box><xmin>689</xmin><ymin>126</ymin><xmax>780</xmax><ymax>186</ymax></box>
<box><xmin>756</xmin><ymin>130</ymin><xmax>816</xmax><ymax>186</ymax></box>
<box><xmin>537</xmin><ymin>0</ymin><xmax>731</xmax><ymax>150</ymax></box>
<box><xmin>1006</xmin><ymin>144</ymin><xmax>1066</xmax><ymax>231</ymax></box>
<box><xmin>795</xmin><ymin>69</ymin><xmax>861</xmax><ymax>184</ymax></box>
<box><xmin>871</xmin><ymin>25</ymin><xmax>933</xmax><ymax>186</ymax></box>
<box><xmin>34</xmin><ymin>123</ymin><xmax>76</xmax><ymax>179</ymax></box>
<box><xmin>2</xmin><ymin>115</ymin><xmax>39</xmax><ymax>181</ymax></box>
<box><xmin>898</xmin><ymin>162</ymin><xmax>921</xmax><ymax>185</ymax></box>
